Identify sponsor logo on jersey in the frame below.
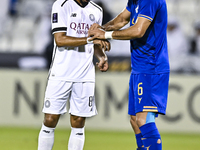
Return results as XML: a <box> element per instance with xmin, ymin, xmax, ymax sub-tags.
<box><xmin>52</xmin><ymin>13</ymin><xmax>58</xmax><ymax>23</ymax></box>
<box><xmin>71</xmin><ymin>13</ymin><xmax>77</xmax><ymax>17</ymax></box>
<box><xmin>70</xmin><ymin>22</ymin><xmax>92</xmax><ymax>35</ymax></box>
<box><xmin>89</xmin><ymin>14</ymin><xmax>95</xmax><ymax>21</ymax></box>
<box><xmin>76</xmin><ymin>133</ymin><xmax>83</xmax><ymax>135</ymax></box>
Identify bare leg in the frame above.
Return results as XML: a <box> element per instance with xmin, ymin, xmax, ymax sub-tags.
<box><xmin>130</xmin><ymin>115</ymin><xmax>141</xmax><ymax>134</ymax></box>
<box><xmin>136</xmin><ymin>112</ymin><xmax>162</xmax><ymax>150</ymax></box>
<box><xmin>135</xmin><ymin>112</ymin><xmax>148</xmax><ymax>127</ymax></box>
<box><xmin>68</xmin><ymin>114</ymin><xmax>86</xmax><ymax>150</ymax></box>
<box><xmin>70</xmin><ymin>114</ymin><xmax>86</xmax><ymax>128</ymax></box>
<box><xmin>130</xmin><ymin>112</ymin><xmax>148</xmax><ymax>150</ymax></box>
<box><xmin>43</xmin><ymin>113</ymin><xmax>60</xmax><ymax>128</ymax></box>
<box><xmin>38</xmin><ymin>113</ymin><xmax>60</xmax><ymax>150</ymax></box>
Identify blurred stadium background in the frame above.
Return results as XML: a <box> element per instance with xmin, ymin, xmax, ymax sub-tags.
<box><xmin>0</xmin><ymin>0</ymin><xmax>200</xmax><ymax>149</ymax></box>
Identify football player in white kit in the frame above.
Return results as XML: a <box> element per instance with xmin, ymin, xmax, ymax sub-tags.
<box><xmin>38</xmin><ymin>0</ymin><xmax>110</xmax><ymax>150</ymax></box>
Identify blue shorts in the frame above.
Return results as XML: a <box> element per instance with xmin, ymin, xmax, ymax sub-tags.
<box><xmin>128</xmin><ymin>73</ymin><xmax>169</xmax><ymax>116</ymax></box>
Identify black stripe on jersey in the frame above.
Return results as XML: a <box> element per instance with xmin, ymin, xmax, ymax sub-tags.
<box><xmin>90</xmin><ymin>1</ymin><xmax>102</xmax><ymax>12</ymax></box>
<box><xmin>138</xmin><ymin>47</ymin><xmax>155</xmax><ymax>58</ymax></box>
<box><xmin>61</xmin><ymin>0</ymin><xmax>68</xmax><ymax>7</ymax></box>
<box><xmin>131</xmin><ymin>40</ymin><xmax>155</xmax><ymax>57</ymax></box>
<box><xmin>138</xmin><ymin>48</ymin><xmax>155</xmax><ymax>58</ymax></box>
<box><xmin>52</xmin><ymin>27</ymin><xmax>67</xmax><ymax>34</ymax></box>
<box><xmin>47</xmin><ymin>45</ymin><xmax>57</xmax><ymax>80</ymax></box>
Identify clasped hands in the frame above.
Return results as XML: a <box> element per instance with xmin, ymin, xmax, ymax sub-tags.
<box><xmin>88</xmin><ymin>23</ymin><xmax>110</xmax><ymax>51</ymax></box>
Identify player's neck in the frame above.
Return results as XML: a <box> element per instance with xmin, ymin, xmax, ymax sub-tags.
<box><xmin>75</xmin><ymin>0</ymin><xmax>89</xmax><ymax>7</ymax></box>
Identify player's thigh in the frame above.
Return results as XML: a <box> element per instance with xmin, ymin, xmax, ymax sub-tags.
<box><xmin>69</xmin><ymin>82</ymin><xmax>97</xmax><ymax>117</ymax></box>
<box><xmin>43</xmin><ymin>80</ymin><xmax>72</xmax><ymax>114</ymax></box>
<box><xmin>134</xmin><ymin>73</ymin><xmax>169</xmax><ymax>114</ymax></box>
<box><xmin>151</xmin><ymin>73</ymin><xmax>169</xmax><ymax>114</ymax></box>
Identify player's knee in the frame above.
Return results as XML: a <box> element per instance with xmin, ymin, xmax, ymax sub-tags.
<box><xmin>71</xmin><ymin>115</ymin><xmax>86</xmax><ymax>128</ymax></box>
<box><xmin>136</xmin><ymin>117</ymin><xmax>146</xmax><ymax>127</ymax></box>
<box><xmin>130</xmin><ymin>115</ymin><xmax>136</xmax><ymax>125</ymax></box>
<box><xmin>44</xmin><ymin>114</ymin><xmax>60</xmax><ymax>128</ymax></box>
<box><xmin>136</xmin><ymin>112</ymin><xmax>156</xmax><ymax>127</ymax></box>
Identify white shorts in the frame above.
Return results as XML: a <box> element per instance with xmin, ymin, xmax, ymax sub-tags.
<box><xmin>42</xmin><ymin>80</ymin><xmax>97</xmax><ymax>117</ymax></box>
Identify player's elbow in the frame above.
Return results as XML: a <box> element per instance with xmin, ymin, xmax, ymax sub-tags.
<box><xmin>135</xmin><ymin>32</ymin><xmax>145</xmax><ymax>38</ymax></box>
<box><xmin>54</xmin><ymin>32</ymin><xmax>67</xmax><ymax>47</ymax></box>
<box><xmin>55</xmin><ymin>39</ymin><xmax>64</xmax><ymax>47</ymax></box>
<box><xmin>134</xmin><ymin>28</ymin><xmax>145</xmax><ymax>38</ymax></box>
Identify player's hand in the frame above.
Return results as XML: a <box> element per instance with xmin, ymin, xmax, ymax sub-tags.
<box><xmin>103</xmin><ymin>40</ymin><xmax>111</xmax><ymax>51</ymax></box>
<box><xmin>89</xmin><ymin>23</ymin><xmax>103</xmax><ymax>31</ymax></box>
<box><xmin>93</xmin><ymin>39</ymin><xmax>111</xmax><ymax>51</ymax></box>
<box><xmin>88</xmin><ymin>28</ymin><xmax>106</xmax><ymax>41</ymax></box>
<box><xmin>96</xmin><ymin>57</ymin><xmax>109</xmax><ymax>72</ymax></box>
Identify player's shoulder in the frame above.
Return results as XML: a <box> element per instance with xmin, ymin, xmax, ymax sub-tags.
<box><xmin>140</xmin><ymin>0</ymin><xmax>155</xmax><ymax>4</ymax></box>
<box><xmin>140</xmin><ymin>0</ymin><xmax>165</xmax><ymax>7</ymax></box>
<box><xmin>146</xmin><ymin>0</ymin><xmax>166</xmax><ymax>5</ymax></box>
<box><xmin>53</xmin><ymin>0</ymin><xmax>70</xmax><ymax>8</ymax></box>
<box><xmin>89</xmin><ymin>1</ymin><xmax>102</xmax><ymax>12</ymax></box>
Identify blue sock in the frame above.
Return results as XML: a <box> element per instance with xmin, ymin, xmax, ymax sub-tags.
<box><xmin>135</xmin><ymin>133</ymin><xmax>144</xmax><ymax>149</ymax></box>
<box><xmin>139</xmin><ymin>122</ymin><xmax>162</xmax><ymax>150</ymax></box>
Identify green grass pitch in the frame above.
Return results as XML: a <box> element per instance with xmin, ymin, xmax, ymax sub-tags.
<box><xmin>0</xmin><ymin>127</ymin><xmax>199</xmax><ymax>150</ymax></box>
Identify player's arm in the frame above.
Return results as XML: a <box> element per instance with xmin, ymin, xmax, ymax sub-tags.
<box><xmin>103</xmin><ymin>8</ymin><xmax>130</xmax><ymax>31</ymax></box>
<box><xmin>88</xmin><ymin>16</ymin><xmax>151</xmax><ymax>40</ymax></box>
<box><xmin>94</xmin><ymin>44</ymin><xmax>109</xmax><ymax>72</ymax></box>
<box><xmin>89</xmin><ymin>8</ymin><xmax>130</xmax><ymax>32</ymax></box>
<box><xmin>54</xmin><ymin>32</ymin><xmax>110</xmax><ymax>51</ymax></box>
<box><xmin>112</xmin><ymin>17</ymin><xmax>151</xmax><ymax>40</ymax></box>
<box><xmin>54</xmin><ymin>32</ymin><xmax>87</xmax><ymax>47</ymax></box>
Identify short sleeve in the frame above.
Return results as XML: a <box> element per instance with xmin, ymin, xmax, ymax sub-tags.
<box><xmin>98</xmin><ymin>10</ymin><xmax>103</xmax><ymax>26</ymax></box>
<box><xmin>138</xmin><ymin>0</ymin><xmax>158</xmax><ymax>22</ymax></box>
<box><xmin>51</xmin><ymin>2</ymin><xmax>67</xmax><ymax>34</ymax></box>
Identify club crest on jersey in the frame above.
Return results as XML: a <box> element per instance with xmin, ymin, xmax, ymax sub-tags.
<box><xmin>52</xmin><ymin>13</ymin><xmax>58</xmax><ymax>23</ymax></box>
<box><xmin>89</xmin><ymin>14</ymin><xmax>95</xmax><ymax>22</ymax></box>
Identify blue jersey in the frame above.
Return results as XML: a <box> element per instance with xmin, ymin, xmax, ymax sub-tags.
<box><xmin>126</xmin><ymin>0</ymin><xmax>169</xmax><ymax>74</ymax></box>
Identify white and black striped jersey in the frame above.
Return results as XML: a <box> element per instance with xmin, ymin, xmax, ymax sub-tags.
<box><xmin>49</xmin><ymin>0</ymin><xmax>102</xmax><ymax>82</ymax></box>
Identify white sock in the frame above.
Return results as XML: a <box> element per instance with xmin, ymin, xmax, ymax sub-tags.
<box><xmin>68</xmin><ymin>127</ymin><xmax>85</xmax><ymax>150</ymax></box>
<box><xmin>38</xmin><ymin>124</ymin><xmax>55</xmax><ymax>150</ymax></box>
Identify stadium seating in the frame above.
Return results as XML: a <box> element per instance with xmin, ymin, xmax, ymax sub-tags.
<box><xmin>0</xmin><ymin>0</ymin><xmax>199</xmax><ymax>53</ymax></box>
<box><xmin>0</xmin><ymin>0</ymin><xmax>199</xmax><ymax>71</ymax></box>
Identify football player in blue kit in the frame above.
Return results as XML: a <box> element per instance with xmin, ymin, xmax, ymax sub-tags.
<box><xmin>88</xmin><ymin>0</ymin><xmax>170</xmax><ymax>149</ymax></box>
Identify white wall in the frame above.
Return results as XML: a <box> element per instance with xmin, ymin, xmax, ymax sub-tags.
<box><xmin>0</xmin><ymin>69</ymin><xmax>200</xmax><ymax>133</ymax></box>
